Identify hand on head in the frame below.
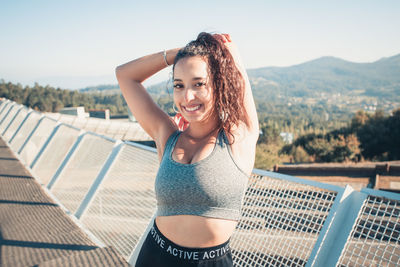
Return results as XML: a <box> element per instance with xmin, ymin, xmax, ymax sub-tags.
<box><xmin>212</xmin><ymin>33</ymin><xmax>232</xmax><ymax>43</ymax></box>
<box><xmin>212</xmin><ymin>33</ymin><xmax>240</xmax><ymax>61</ymax></box>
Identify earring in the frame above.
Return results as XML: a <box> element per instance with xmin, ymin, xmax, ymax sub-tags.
<box><xmin>173</xmin><ymin>103</ymin><xmax>179</xmax><ymax>113</ymax></box>
<box><xmin>219</xmin><ymin>110</ymin><xmax>228</xmax><ymax>122</ymax></box>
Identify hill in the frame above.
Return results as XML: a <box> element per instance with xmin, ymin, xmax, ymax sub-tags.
<box><xmin>247</xmin><ymin>54</ymin><xmax>400</xmax><ymax>100</ymax></box>
<box><xmin>79</xmin><ymin>53</ymin><xmax>400</xmax><ymax>101</ymax></box>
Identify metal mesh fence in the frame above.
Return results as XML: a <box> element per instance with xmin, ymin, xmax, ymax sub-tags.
<box><xmin>105</xmin><ymin>121</ymin><xmax>128</xmax><ymax>139</ymax></box>
<box><xmin>337</xmin><ymin>194</ymin><xmax>400</xmax><ymax>267</ymax></box>
<box><xmin>58</xmin><ymin>114</ymin><xmax>77</xmax><ymax>125</ymax></box>
<box><xmin>32</xmin><ymin>124</ymin><xmax>81</xmax><ymax>184</ymax></box>
<box><xmin>80</xmin><ymin>143</ymin><xmax>159</xmax><ymax>259</ymax></box>
<box><xmin>2</xmin><ymin>107</ymin><xmax>28</xmax><ymax>141</ymax></box>
<box><xmin>110</xmin><ymin>121</ymin><xmax>130</xmax><ymax>140</ymax></box>
<box><xmin>2</xmin><ymin>99</ymin><xmax>400</xmax><ymax>266</ymax></box>
<box><xmin>0</xmin><ymin>104</ymin><xmax>20</xmax><ymax>132</ymax></box>
<box><xmin>35</xmin><ymin>110</ymin><xmax>152</xmax><ymax>141</ymax></box>
<box><xmin>9</xmin><ymin>111</ymin><xmax>42</xmax><ymax>153</ymax></box>
<box><xmin>93</xmin><ymin>120</ymin><xmax>112</xmax><ymax>135</ymax></box>
<box><xmin>50</xmin><ymin>134</ymin><xmax>115</xmax><ymax>214</ymax></box>
<box><xmin>19</xmin><ymin>116</ymin><xmax>58</xmax><ymax>166</ymax></box>
<box><xmin>84</xmin><ymin>119</ymin><xmax>102</xmax><ymax>132</ymax></box>
<box><xmin>71</xmin><ymin>117</ymin><xmax>89</xmax><ymax>129</ymax></box>
<box><xmin>230</xmin><ymin>173</ymin><xmax>338</xmax><ymax>267</ymax></box>
<box><xmin>0</xmin><ymin>102</ymin><xmax>14</xmax><ymax>122</ymax></box>
<box><xmin>123</xmin><ymin>123</ymin><xmax>152</xmax><ymax>141</ymax></box>
<box><xmin>0</xmin><ymin>100</ymin><xmax>8</xmax><ymax>114</ymax></box>
<box><xmin>43</xmin><ymin>112</ymin><xmax>61</xmax><ymax>121</ymax></box>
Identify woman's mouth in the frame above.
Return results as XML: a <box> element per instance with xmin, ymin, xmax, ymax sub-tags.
<box><xmin>183</xmin><ymin>104</ymin><xmax>202</xmax><ymax>112</ymax></box>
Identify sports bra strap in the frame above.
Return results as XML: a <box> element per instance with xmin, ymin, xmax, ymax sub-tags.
<box><xmin>162</xmin><ymin>130</ymin><xmax>180</xmax><ymax>160</ymax></box>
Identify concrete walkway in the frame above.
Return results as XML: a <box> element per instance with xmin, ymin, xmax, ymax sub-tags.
<box><xmin>0</xmin><ymin>137</ymin><xmax>130</xmax><ymax>267</ymax></box>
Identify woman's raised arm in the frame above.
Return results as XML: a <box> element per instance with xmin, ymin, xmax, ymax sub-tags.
<box><xmin>214</xmin><ymin>34</ymin><xmax>259</xmax><ymax>136</ymax></box>
<box><xmin>115</xmin><ymin>48</ymin><xmax>181</xmax><ymax>155</ymax></box>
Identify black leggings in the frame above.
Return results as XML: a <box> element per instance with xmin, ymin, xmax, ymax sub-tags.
<box><xmin>135</xmin><ymin>219</ymin><xmax>234</xmax><ymax>267</ymax></box>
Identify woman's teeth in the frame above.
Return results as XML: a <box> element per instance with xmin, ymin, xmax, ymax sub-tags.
<box><xmin>185</xmin><ymin>105</ymin><xmax>201</xmax><ymax>112</ymax></box>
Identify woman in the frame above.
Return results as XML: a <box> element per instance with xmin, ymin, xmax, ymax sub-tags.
<box><xmin>116</xmin><ymin>32</ymin><xmax>259</xmax><ymax>266</ymax></box>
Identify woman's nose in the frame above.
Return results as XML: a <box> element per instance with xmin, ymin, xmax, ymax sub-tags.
<box><xmin>184</xmin><ymin>89</ymin><xmax>196</xmax><ymax>102</ymax></box>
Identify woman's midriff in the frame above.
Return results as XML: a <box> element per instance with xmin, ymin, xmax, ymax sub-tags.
<box><xmin>155</xmin><ymin>215</ymin><xmax>238</xmax><ymax>248</ymax></box>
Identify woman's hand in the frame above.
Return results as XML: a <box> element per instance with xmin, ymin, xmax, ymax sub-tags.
<box><xmin>212</xmin><ymin>33</ymin><xmax>243</xmax><ymax>71</ymax></box>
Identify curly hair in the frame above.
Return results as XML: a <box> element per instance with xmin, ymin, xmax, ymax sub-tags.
<box><xmin>172</xmin><ymin>32</ymin><xmax>249</xmax><ymax>143</ymax></box>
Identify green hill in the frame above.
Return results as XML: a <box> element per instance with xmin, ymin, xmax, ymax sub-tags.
<box><xmin>247</xmin><ymin>54</ymin><xmax>400</xmax><ymax>100</ymax></box>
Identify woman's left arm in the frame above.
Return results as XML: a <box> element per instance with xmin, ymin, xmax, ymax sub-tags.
<box><xmin>215</xmin><ymin>34</ymin><xmax>259</xmax><ymax>136</ymax></box>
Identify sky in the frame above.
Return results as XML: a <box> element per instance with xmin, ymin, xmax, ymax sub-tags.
<box><xmin>1</xmin><ymin>0</ymin><xmax>400</xmax><ymax>90</ymax></box>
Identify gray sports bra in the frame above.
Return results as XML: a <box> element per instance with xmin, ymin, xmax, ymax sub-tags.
<box><xmin>154</xmin><ymin>129</ymin><xmax>249</xmax><ymax>221</ymax></box>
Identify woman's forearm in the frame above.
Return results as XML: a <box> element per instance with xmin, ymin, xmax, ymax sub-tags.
<box><xmin>115</xmin><ymin>48</ymin><xmax>181</xmax><ymax>83</ymax></box>
<box><xmin>226</xmin><ymin>41</ymin><xmax>259</xmax><ymax>132</ymax></box>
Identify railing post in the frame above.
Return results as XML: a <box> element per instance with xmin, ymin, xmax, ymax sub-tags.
<box><xmin>29</xmin><ymin>122</ymin><xmax>63</xmax><ymax>169</ymax></box>
<box><xmin>74</xmin><ymin>140</ymin><xmax>123</xmax><ymax>219</ymax></box>
<box><xmin>0</xmin><ymin>103</ymin><xmax>16</xmax><ymax>126</ymax></box>
<box><xmin>9</xmin><ymin>110</ymin><xmax>33</xmax><ymax>144</ymax></box>
<box><xmin>306</xmin><ymin>185</ymin><xmax>368</xmax><ymax>267</ymax></box>
<box><xmin>0</xmin><ymin>100</ymin><xmax>10</xmax><ymax>115</ymax></box>
<box><xmin>2</xmin><ymin>106</ymin><xmax>24</xmax><ymax>136</ymax></box>
<box><xmin>128</xmin><ymin>212</ymin><xmax>157</xmax><ymax>266</ymax></box>
<box><xmin>361</xmin><ymin>187</ymin><xmax>400</xmax><ymax>200</ymax></box>
<box><xmin>17</xmin><ymin>114</ymin><xmax>45</xmax><ymax>154</ymax></box>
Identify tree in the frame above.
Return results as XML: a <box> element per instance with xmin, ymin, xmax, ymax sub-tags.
<box><xmin>350</xmin><ymin>110</ymin><xmax>369</xmax><ymax>131</ymax></box>
<box><xmin>258</xmin><ymin>124</ymin><xmax>281</xmax><ymax>144</ymax></box>
<box><xmin>386</xmin><ymin>108</ymin><xmax>400</xmax><ymax>159</ymax></box>
<box><xmin>357</xmin><ymin>110</ymin><xmax>389</xmax><ymax>160</ymax></box>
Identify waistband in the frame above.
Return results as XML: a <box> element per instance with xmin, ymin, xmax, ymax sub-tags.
<box><xmin>149</xmin><ymin>219</ymin><xmax>231</xmax><ymax>261</ymax></box>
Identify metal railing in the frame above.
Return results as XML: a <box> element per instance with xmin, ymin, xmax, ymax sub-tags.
<box><xmin>0</xmin><ymin>98</ymin><xmax>398</xmax><ymax>267</ymax></box>
<box><xmin>44</xmin><ymin>112</ymin><xmax>152</xmax><ymax>141</ymax></box>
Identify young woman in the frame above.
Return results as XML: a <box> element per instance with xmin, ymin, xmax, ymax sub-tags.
<box><xmin>116</xmin><ymin>32</ymin><xmax>259</xmax><ymax>267</ymax></box>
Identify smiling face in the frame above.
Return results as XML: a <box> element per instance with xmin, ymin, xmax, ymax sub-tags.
<box><xmin>173</xmin><ymin>56</ymin><xmax>217</xmax><ymax>125</ymax></box>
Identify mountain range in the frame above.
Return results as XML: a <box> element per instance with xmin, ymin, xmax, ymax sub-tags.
<box><xmin>79</xmin><ymin>53</ymin><xmax>400</xmax><ymax>101</ymax></box>
<box><xmin>247</xmin><ymin>53</ymin><xmax>400</xmax><ymax>99</ymax></box>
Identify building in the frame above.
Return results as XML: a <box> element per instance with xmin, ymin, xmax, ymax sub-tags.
<box><xmin>89</xmin><ymin>109</ymin><xmax>110</xmax><ymax>120</ymax></box>
<box><xmin>59</xmin><ymin>106</ymin><xmax>88</xmax><ymax>118</ymax></box>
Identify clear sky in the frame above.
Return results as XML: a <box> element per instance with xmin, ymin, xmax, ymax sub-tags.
<box><xmin>1</xmin><ymin>0</ymin><xmax>399</xmax><ymax>89</ymax></box>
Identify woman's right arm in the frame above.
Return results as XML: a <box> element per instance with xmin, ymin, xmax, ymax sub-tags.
<box><xmin>115</xmin><ymin>48</ymin><xmax>181</xmax><ymax>155</ymax></box>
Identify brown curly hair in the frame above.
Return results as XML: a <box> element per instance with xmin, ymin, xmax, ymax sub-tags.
<box><xmin>172</xmin><ymin>32</ymin><xmax>249</xmax><ymax>143</ymax></box>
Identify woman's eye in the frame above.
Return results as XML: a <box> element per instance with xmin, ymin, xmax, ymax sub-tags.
<box><xmin>195</xmin><ymin>82</ymin><xmax>206</xmax><ymax>87</ymax></box>
<box><xmin>173</xmin><ymin>84</ymin><xmax>183</xmax><ymax>89</ymax></box>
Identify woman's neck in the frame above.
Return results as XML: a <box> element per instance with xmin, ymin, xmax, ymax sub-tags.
<box><xmin>183</xmin><ymin>120</ymin><xmax>220</xmax><ymax>141</ymax></box>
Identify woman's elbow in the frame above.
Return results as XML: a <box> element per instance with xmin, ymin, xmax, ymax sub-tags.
<box><xmin>250</xmin><ymin>119</ymin><xmax>260</xmax><ymax>137</ymax></box>
<box><xmin>115</xmin><ymin>65</ymin><xmax>123</xmax><ymax>79</ymax></box>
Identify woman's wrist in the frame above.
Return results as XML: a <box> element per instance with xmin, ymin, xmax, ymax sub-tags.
<box><xmin>164</xmin><ymin>48</ymin><xmax>181</xmax><ymax>67</ymax></box>
<box><xmin>163</xmin><ymin>50</ymin><xmax>170</xmax><ymax>66</ymax></box>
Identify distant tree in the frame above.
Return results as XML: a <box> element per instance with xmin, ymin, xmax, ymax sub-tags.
<box><xmin>0</xmin><ymin>80</ymin><xmax>129</xmax><ymax>115</ymax></box>
<box><xmin>350</xmin><ymin>110</ymin><xmax>370</xmax><ymax>131</ymax></box>
<box><xmin>357</xmin><ymin>110</ymin><xmax>389</xmax><ymax>160</ymax></box>
<box><xmin>386</xmin><ymin>108</ymin><xmax>400</xmax><ymax>159</ymax></box>
<box><xmin>258</xmin><ymin>124</ymin><xmax>281</xmax><ymax>144</ymax></box>
<box><xmin>281</xmin><ymin>127</ymin><xmax>361</xmax><ymax>163</ymax></box>
<box><xmin>291</xmin><ymin>146</ymin><xmax>311</xmax><ymax>163</ymax></box>
<box><xmin>157</xmin><ymin>95</ymin><xmax>174</xmax><ymax>115</ymax></box>
<box><xmin>255</xmin><ymin>143</ymin><xmax>290</xmax><ymax>170</ymax></box>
